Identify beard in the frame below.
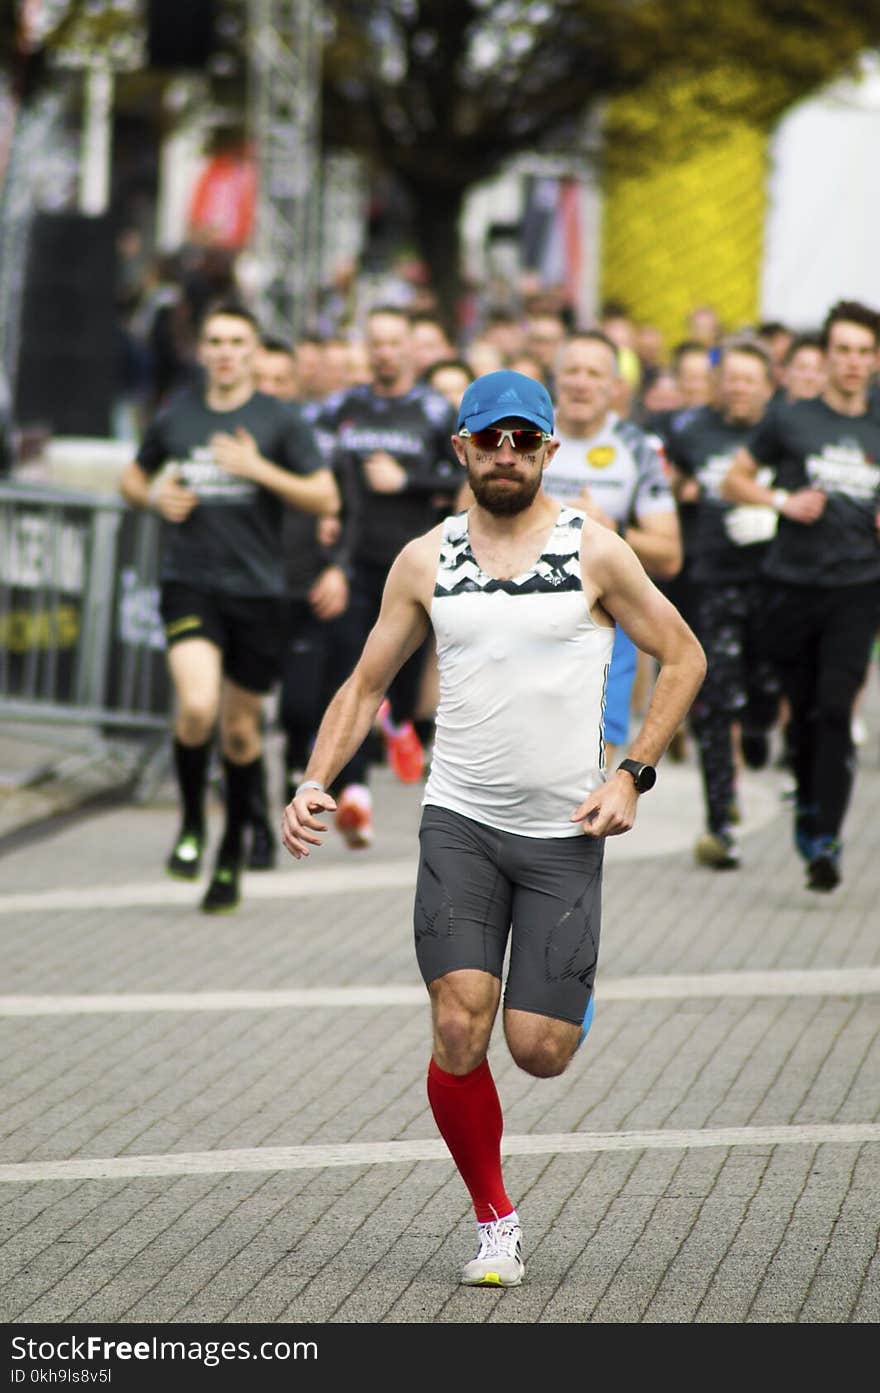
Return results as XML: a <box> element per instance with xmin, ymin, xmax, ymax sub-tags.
<box><xmin>466</xmin><ymin>464</ymin><xmax>543</xmax><ymax>516</ymax></box>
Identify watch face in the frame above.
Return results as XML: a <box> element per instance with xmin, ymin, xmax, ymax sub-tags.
<box><xmin>619</xmin><ymin>759</ymin><xmax>656</xmax><ymax>791</ymax></box>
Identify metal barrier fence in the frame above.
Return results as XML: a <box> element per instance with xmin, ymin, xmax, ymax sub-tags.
<box><xmin>0</xmin><ymin>480</ymin><xmax>171</xmax><ymax>800</ymax></box>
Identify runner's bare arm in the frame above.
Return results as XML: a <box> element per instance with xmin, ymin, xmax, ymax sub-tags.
<box><xmin>572</xmin><ymin>522</ymin><xmax>706</xmax><ymax>838</ymax></box>
<box><xmin>119</xmin><ymin>459</ymin><xmax>198</xmax><ymax>522</ymax></box>
<box><xmin>622</xmin><ymin>509</ymin><xmax>682</xmax><ymax>581</ymax></box>
<box><xmin>721</xmin><ymin>444</ymin><xmax>827</xmax><ymax>523</ymax></box>
<box><xmin>720</xmin><ymin>446</ymin><xmax>772</xmax><ymax>505</ymax></box>
<box><xmin>210</xmin><ymin>428</ymin><xmax>340</xmax><ymax>516</ymax></box>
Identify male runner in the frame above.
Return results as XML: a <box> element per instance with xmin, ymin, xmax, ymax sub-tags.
<box><xmin>281</xmin><ymin>370</ymin><xmax>705</xmax><ymax>1286</ymax></box>
<box><xmin>120</xmin><ymin>301</ymin><xmax>338</xmax><ymax>912</ymax></box>
<box><xmin>722</xmin><ymin>299</ymin><xmax>880</xmax><ymax>891</ymax></box>
<box><xmin>542</xmin><ymin>331</ymin><xmax>682</xmax><ymax>761</ymax></box>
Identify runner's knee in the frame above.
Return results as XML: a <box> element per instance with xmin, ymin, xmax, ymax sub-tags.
<box><xmin>504</xmin><ymin>1010</ymin><xmax>579</xmax><ymax>1078</ymax></box>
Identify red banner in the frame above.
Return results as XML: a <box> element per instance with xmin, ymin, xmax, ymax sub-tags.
<box><xmin>188</xmin><ymin>151</ymin><xmax>257</xmax><ymax>249</ymax></box>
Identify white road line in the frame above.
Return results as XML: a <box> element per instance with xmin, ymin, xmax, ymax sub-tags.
<box><xmin>0</xmin><ymin>861</ymin><xmax>416</xmax><ymax>914</ymax></box>
<box><xmin>602</xmin><ymin>968</ymin><xmax>880</xmax><ymax>998</ymax></box>
<box><xmin>0</xmin><ymin>987</ymin><xmax>426</xmax><ymax>1015</ymax></box>
<box><xmin>2</xmin><ymin>968</ymin><xmax>879</xmax><ymax>1016</ymax></box>
<box><xmin>1</xmin><ymin>1124</ymin><xmax>878</xmax><ymax>1185</ymax></box>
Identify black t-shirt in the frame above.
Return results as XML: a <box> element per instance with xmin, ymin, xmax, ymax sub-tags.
<box><xmin>314</xmin><ymin>382</ymin><xmax>461</xmax><ymax>569</ymax></box>
<box><xmin>280</xmin><ymin>396</ymin><xmax>352</xmax><ymax>600</ymax></box>
<box><xmin>748</xmin><ymin>397</ymin><xmax>880</xmax><ymax>587</ymax></box>
<box><xmin>136</xmin><ymin>387</ymin><xmax>324</xmax><ymax>596</ymax></box>
<box><xmin>668</xmin><ymin>405</ymin><xmax>773</xmax><ymax>585</ymax></box>
<box><xmin>645</xmin><ymin>406</ymin><xmax>703</xmax><ymax>565</ymax></box>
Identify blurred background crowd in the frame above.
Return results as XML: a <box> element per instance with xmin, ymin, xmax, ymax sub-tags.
<box><xmin>2</xmin><ymin>1</ymin><xmax>880</xmax><ymax>465</ymax></box>
<box><xmin>1</xmin><ymin>2</ymin><xmax>879</xmax><ymax>877</ymax></box>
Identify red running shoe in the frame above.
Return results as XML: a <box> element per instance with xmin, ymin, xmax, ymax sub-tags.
<box><xmin>335</xmin><ymin>784</ymin><xmax>373</xmax><ymax>849</ymax></box>
<box><xmin>378</xmin><ymin>702</ymin><xmax>424</xmax><ymax>783</ymax></box>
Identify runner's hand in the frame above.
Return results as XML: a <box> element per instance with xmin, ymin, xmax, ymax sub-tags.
<box><xmin>570</xmin><ymin>771</ymin><xmax>638</xmax><ymax>838</ymax></box>
<box><xmin>149</xmin><ymin>470</ymin><xmax>198</xmax><ymax>522</ymax></box>
<box><xmin>211</xmin><ymin>427</ymin><xmax>262</xmax><ymax>478</ymax></box>
<box><xmin>363</xmin><ymin>450</ymin><xmax>406</xmax><ymax>493</ymax></box>
<box><xmin>282</xmin><ymin>788</ymin><xmax>337</xmax><ymax>860</ymax></box>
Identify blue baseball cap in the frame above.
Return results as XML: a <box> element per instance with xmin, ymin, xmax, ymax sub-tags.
<box><xmin>457</xmin><ymin>369</ymin><xmax>554</xmax><ymax>434</ymax></box>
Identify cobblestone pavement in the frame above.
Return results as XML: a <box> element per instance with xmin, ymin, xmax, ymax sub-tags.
<box><xmin>1</xmin><ymin>694</ymin><xmax>878</xmax><ymax>1356</ymax></box>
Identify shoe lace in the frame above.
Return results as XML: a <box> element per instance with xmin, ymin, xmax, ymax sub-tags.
<box><xmin>477</xmin><ymin>1213</ymin><xmax>519</xmax><ymax>1260</ymax></box>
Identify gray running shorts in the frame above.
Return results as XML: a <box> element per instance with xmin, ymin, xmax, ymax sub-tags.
<box><xmin>414</xmin><ymin>804</ymin><xmax>604</xmax><ymax>1026</ymax></box>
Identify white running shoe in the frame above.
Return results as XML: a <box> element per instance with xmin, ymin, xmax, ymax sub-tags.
<box><xmin>460</xmin><ymin>1213</ymin><xmax>524</xmax><ymax>1287</ymax></box>
<box><xmin>694</xmin><ymin>829</ymin><xmax>740</xmax><ymax>870</ymax></box>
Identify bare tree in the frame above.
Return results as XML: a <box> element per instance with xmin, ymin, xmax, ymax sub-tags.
<box><xmin>320</xmin><ymin>0</ymin><xmax>880</xmax><ymax>308</ymax></box>
<box><xmin>6</xmin><ymin>1</ymin><xmax>880</xmax><ymax>312</ymax></box>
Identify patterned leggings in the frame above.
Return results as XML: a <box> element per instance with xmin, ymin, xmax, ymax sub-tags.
<box><xmin>689</xmin><ymin>580</ymin><xmax>781</xmax><ymax>834</ymax></box>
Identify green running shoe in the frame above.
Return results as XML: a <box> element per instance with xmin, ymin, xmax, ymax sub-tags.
<box><xmin>200</xmin><ymin>863</ymin><xmax>240</xmax><ymax>914</ymax></box>
<box><xmin>166</xmin><ymin>830</ymin><xmax>203</xmax><ymax>880</ymax></box>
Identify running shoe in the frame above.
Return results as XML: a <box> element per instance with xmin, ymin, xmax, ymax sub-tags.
<box><xmin>378</xmin><ymin>700</ymin><xmax>424</xmax><ymax>783</ymax></box>
<box><xmin>806</xmin><ymin>838</ymin><xmax>842</xmax><ymax>893</ymax></box>
<box><xmin>793</xmin><ymin>804</ymin><xmax>818</xmax><ymax>862</ymax></box>
<box><xmin>247</xmin><ymin>819</ymin><xmax>277</xmax><ymax>871</ymax></box>
<box><xmin>200</xmin><ymin>862</ymin><xmax>241</xmax><ymax>914</ymax></box>
<box><xmin>694</xmin><ymin>829</ymin><xmax>740</xmax><ymax>870</ymax></box>
<box><xmin>461</xmin><ymin>1213</ymin><xmax>524</xmax><ymax>1288</ymax></box>
<box><xmin>335</xmin><ymin>784</ymin><xmax>373</xmax><ymax>849</ymax></box>
<box><xmin>166</xmin><ymin>829</ymin><xmax>203</xmax><ymax>880</ymax></box>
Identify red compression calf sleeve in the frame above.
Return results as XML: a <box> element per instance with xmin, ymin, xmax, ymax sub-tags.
<box><xmin>427</xmin><ymin>1056</ymin><xmax>514</xmax><ymax>1224</ymax></box>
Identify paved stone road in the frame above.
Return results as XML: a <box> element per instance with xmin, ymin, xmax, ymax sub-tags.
<box><xmin>1</xmin><ymin>698</ymin><xmax>878</xmax><ymax>1350</ymax></box>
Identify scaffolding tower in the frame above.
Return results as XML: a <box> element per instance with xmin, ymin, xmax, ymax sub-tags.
<box><xmin>0</xmin><ymin>89</ymin><xmax>65</xmax><ymax>403</ymax></box>
<box><xmin>247</xmin><ymin>0</ymin><xmax>323</xmax><ymax>341</ymax></box>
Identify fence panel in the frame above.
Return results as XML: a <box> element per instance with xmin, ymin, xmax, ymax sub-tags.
<box><xmin>0</xmin><ymin>482</ymin><xmax>171</xmax><ymax>797</ymax></box>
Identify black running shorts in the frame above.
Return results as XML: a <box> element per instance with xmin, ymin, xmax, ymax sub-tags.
<box><xmin>159</xmin><ymin>582</ymin><xmax>285</xmax><ymax>695</ymax></box>
<box><xmin>414</xmin><ymin>804</ymin><xmax>604</xmax><ymax>1026</ymax></box>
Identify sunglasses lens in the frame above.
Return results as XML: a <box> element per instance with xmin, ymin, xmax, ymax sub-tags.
<box><xmin>512</xmin><ymin>430</ymin><xmax>544</xmax><ymax>451</ymax></box>
<box><xmin>469</xmin><ymin>428</ymin><xmax>544</xmax><ymax>451</ymax></box>
<box><xmin>470</xmin><ymin>429</ymin><xmax>503</xmax><ymax>450</ymax></box>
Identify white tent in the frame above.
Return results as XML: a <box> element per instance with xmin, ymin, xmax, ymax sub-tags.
<box><xmin>761</xmin><ymin>52</ymin><xmax>880</xmax><ymax>329</ymax></box>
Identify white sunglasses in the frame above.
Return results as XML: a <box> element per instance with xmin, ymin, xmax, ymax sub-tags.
<box><xmin>458</xmin><ymin>426</ymin><xmax>552</xmax><ymax>452</ymax></box>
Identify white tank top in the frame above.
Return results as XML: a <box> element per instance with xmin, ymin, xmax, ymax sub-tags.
<box><xmin>423</xmin><ymin>505</ymin><xmax>615</xmax><ymax>838</ymax></box>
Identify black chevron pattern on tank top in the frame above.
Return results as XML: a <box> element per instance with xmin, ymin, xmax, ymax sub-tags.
<box><xmin>434</xmin><ymin>510</ymin><xmax>584</xmax><ymax>597</ymax></box>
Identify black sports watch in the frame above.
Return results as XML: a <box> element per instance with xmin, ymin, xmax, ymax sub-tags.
<box><xmin>617</xmin><ymin>758</ymin><xmax>657</xmax><ymax>793</ymax></box>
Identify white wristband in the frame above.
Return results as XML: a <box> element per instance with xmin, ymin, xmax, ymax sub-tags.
<box><xmin>295</xmin><ymin>780</ymin><xmax>325</xmax><ymax>798</ymax></box>
<box><xmin>771</xmin><ymin>489</ymin><xmax>789</xmax><ymax>513</ymax></box>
